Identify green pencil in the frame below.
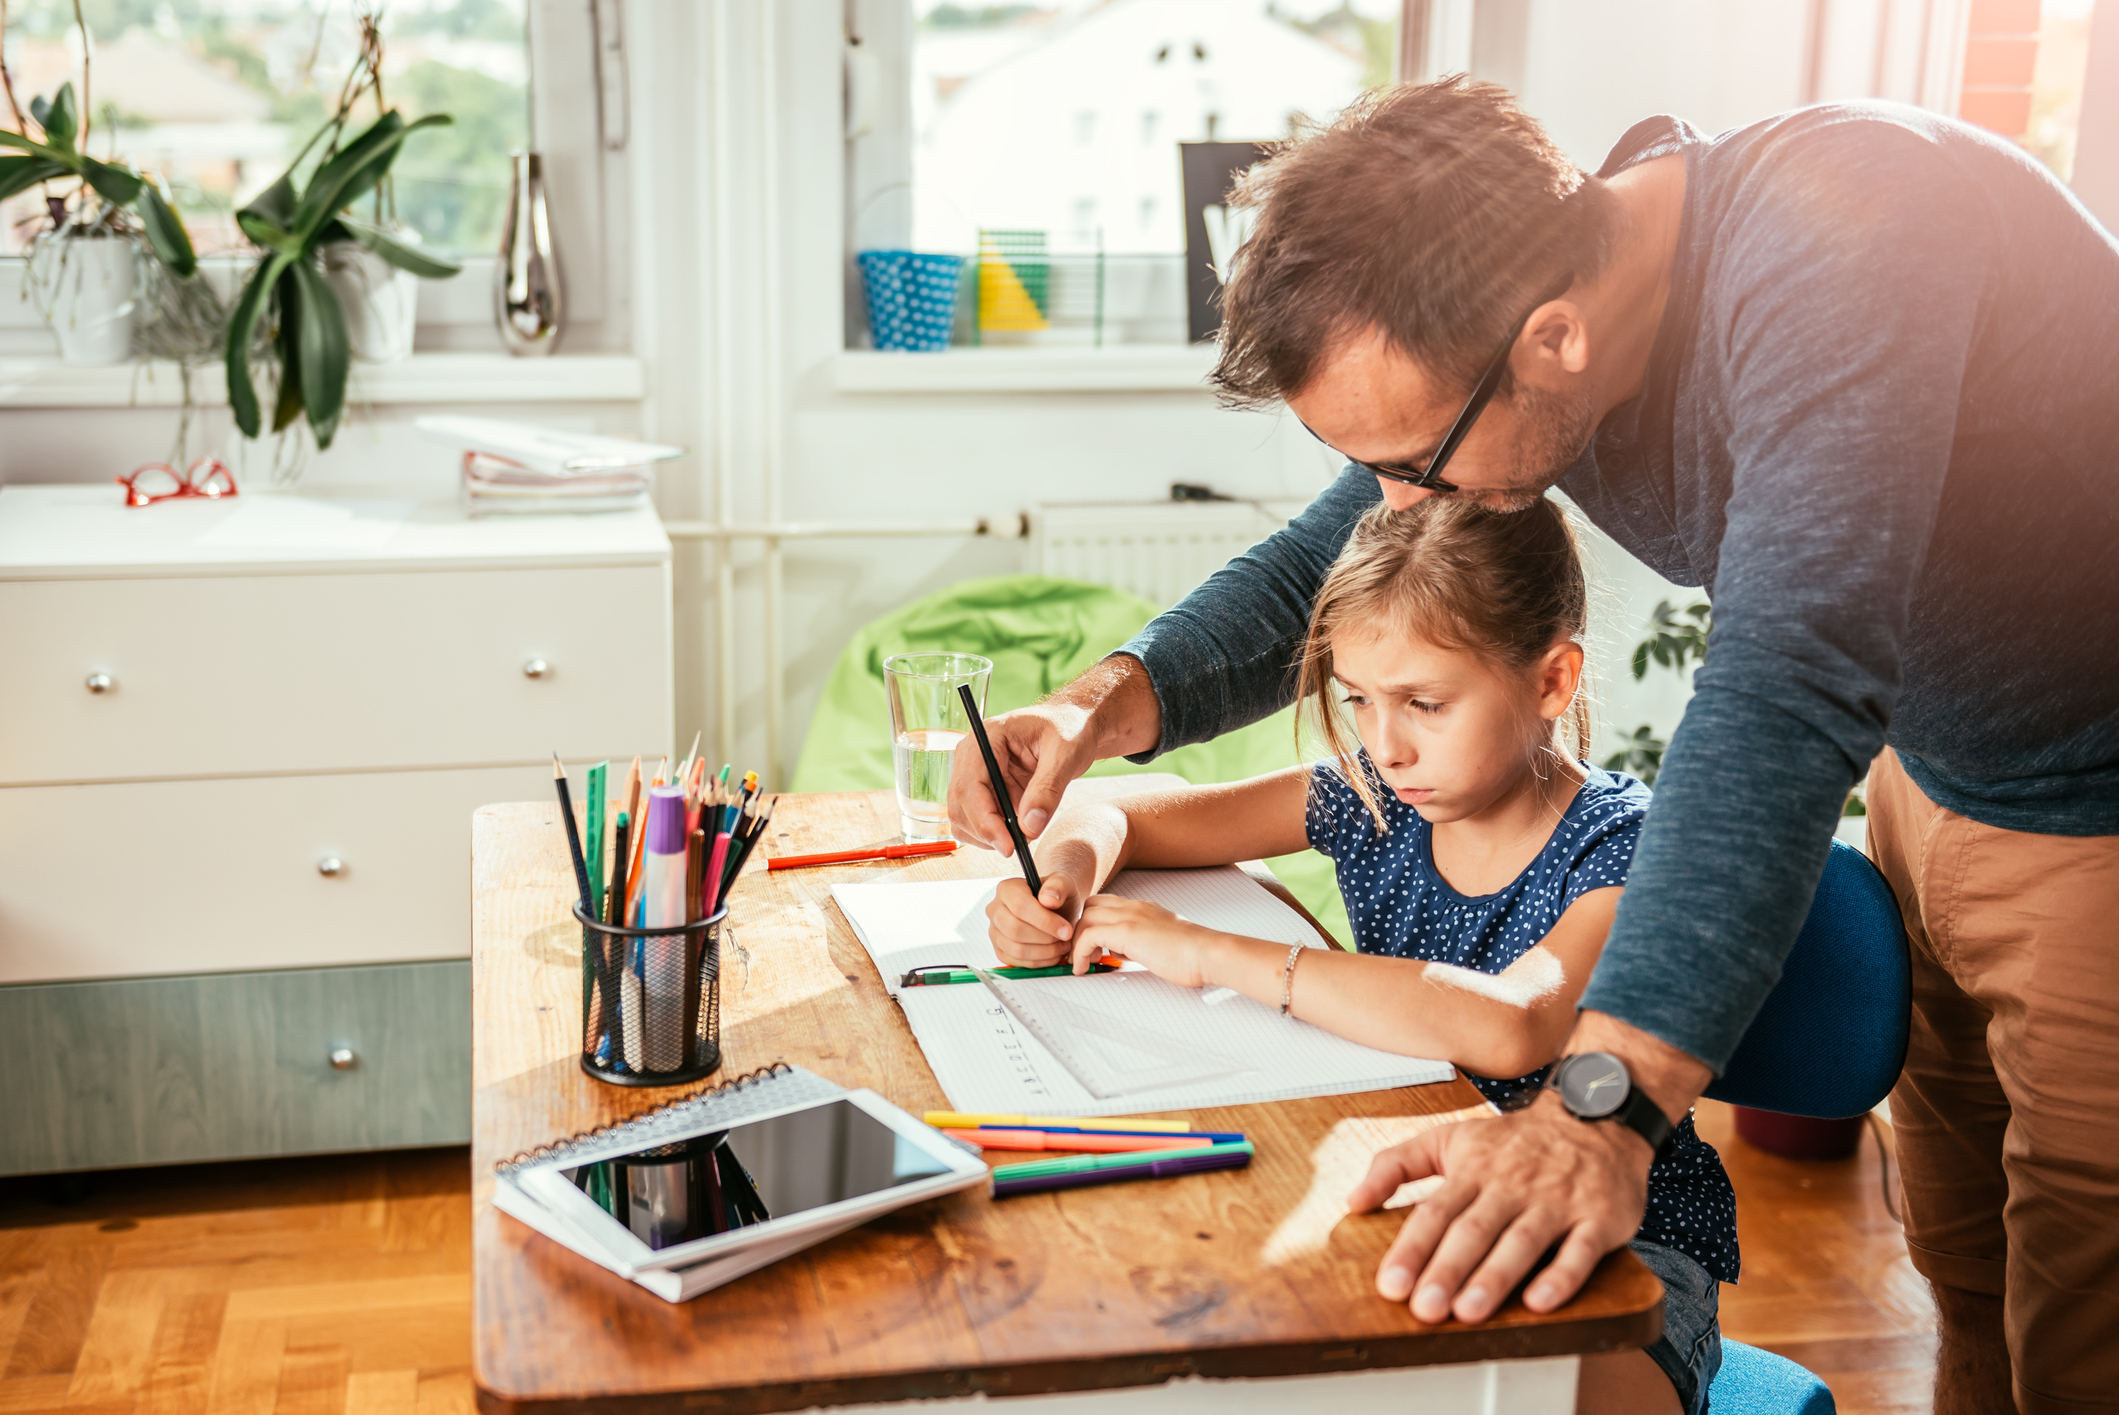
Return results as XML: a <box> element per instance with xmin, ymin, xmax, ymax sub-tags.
<box><xmin>586</xmin><ymin>760</ymin><xmax>608</xmax><ymax>914</ymax></box>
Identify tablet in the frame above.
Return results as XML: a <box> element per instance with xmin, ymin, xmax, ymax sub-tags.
<box><xmin>513</xmin><ymin>1087</ymin><xmax>988</xmax><ymax>1276</ymax></box>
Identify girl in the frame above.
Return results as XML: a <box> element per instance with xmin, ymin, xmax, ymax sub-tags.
<box><xmin>986</xmin><ymin>497</ymin><xmax>1735</xmax><ymax>1415</ymax></box>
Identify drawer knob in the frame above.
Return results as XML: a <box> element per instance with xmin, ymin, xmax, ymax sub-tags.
<box><xmin>317</xmin><ymin>857</ymin><xmax>346</xmax><ymax>877</ymax></box>
<box><xmin>522</xmin><ymin>659</ymin><xmax>551</xmax><ymax>679</ymax></box>
<box><xmin>328</xmin><ymin>1048</ymin><xmax>359</xmax><ymax>1071</ymax></box>
<box><xmin>85</xmin><ymin>673</ymin><xmax>114</xmax><ymax>694</ymax></box>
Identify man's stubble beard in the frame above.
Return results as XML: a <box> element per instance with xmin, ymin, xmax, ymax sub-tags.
<box><xmin>1465</xmin><ymin>383</ymin><xmax>1598</xmax><ymax>513</ymax></box>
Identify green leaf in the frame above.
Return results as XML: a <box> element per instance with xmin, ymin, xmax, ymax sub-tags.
<box><xmin>1630</xmin><ymin>642</ymin><xmax>1649</xmax><ymax>681</ymax></box>
<box><xmin>134</xmin><ymin>181</ymin><xmax>197</xmax><ymax>277</ymax></box>
<box><xmin>288</xmin><ymin>259</ymin><xmax>350</xmax><ymax>448</ymax></box>
<box><xmin>271</xmin><ymin>268</ymin><xmax>304</xmax><ymax>433</ymax></box>
<box><xmin>237</xmin><ymin>209</ymin><xmax>299</xmax><ymax>254</ymax></box>
<box><xmin>0</xmin><ymin>155</ymin><xmax>69</xmax><ymax>203</ymax></box>
<box><xmin>79</xmin><ymin>156</ymin><xmax>142</xmax><ymax>206</ymax></box>
<box><xmin>224</xmin><ymin>253</ymin><xmax>293</xmax><ymax>439</ymax></box>
<box><xmin>40</xmin><ymin>84</ymin><xmax>77</xmax><ymax>154</ymax></box>
<box><xmin>0</xmin><ymin>129</ymin><xmax>73</xmax><ymax>163</ymax></box>
<box><xmin>240</xmin><ymin>170</ymin><xmax>299</xmax><ymax>232</ymax></box>
<box><xmin>333</xmin><ymin>212</ymin><xmax>462</xmax><ymax>279</ymax></box>
<box><xmin>289</xmin><ymin>111</ymin><xmax>451</xmax><ymax>242</ymax></box>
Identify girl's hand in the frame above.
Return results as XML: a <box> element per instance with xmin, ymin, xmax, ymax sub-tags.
<box><xmin>987</xmin><ymin>875</ymin><xmax>1084</xmax><ymax>967</ymax></box>
<box><xmin>1073</xmin><ymin>895</ymin><xmax>1218</xmax><ymax>985</ymax></box>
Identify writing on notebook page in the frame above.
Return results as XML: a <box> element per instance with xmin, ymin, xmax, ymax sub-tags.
<box><xmin>831</xmin><ymin>867</ymin><xmax>1453</xmax><ymax>1117</ymax></box>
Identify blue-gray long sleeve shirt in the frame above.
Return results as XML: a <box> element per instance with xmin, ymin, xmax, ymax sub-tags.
<box><xmin>1119</xmin><ymin>105</ymin><xmax>2119</xmax><ymax>1071</ymax></box>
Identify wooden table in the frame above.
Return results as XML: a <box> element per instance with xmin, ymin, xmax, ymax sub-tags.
<box><xmin>471</xmin><ymin>790</ymin><xmax>1662</xmax><ymax>1414</ymax></box>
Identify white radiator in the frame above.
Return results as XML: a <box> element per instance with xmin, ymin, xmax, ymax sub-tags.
<box><xmin>1028</xmin><ymin>500</ymin><xmax>1309</xmax><ymax>607</ymax></box>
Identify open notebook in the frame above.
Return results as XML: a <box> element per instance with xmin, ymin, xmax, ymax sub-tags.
<box><xmin>831</xmin><ymin>867</ymin><xmax>1451</xmax><ymax>1116</ymax></box>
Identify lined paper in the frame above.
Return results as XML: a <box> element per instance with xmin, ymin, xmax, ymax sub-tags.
<box><xmin>832</xmin><ymin>867</ymin><xmax>1452</xmax><ymax>1117</ymax></box>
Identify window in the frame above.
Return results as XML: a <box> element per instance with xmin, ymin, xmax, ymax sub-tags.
<box><xmin>1</xmin><ymin>0</ymin><xmax>529</xmax><ymax>260</ymax></box>
<box><xmin>882</xmin><ymin>0</ymin><xmax>1399</xmax><ymax>348</ymax></box>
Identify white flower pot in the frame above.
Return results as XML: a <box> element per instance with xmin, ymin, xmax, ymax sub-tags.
<box><xmin>28</xmin><ymin>235</ymin><xmax>138</xmax><ymax>366</ymax></box>
<box><xmin>321</xmin><ymin>240</ymin><xmax>419</xmax><ymax>364</ymax></box>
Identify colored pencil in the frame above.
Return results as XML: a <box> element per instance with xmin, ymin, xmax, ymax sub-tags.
<box><xmin>769</xmin><ymin>841</ymin><xmax>958</xmax><ymax>871</ymax></box>
<box><xmin>719</xmin><ymin>795</ymin><xmax>775</xmax><ymax>896</ymax></box>
<box><xmin>551</xmin><ymin>756</ymin><xmax>593</xmax><ymax>915</ymax></box>
<box><xmin>924</xmin><ymin>1111</ymin><xmax>1191</xmax><ymax>1134</ymax></box>
<box><xmin>989</xmin><ymin>1141</ymin><xmax>1254</xmax><ymax>1197</ymax></box>
<box><xmin>963</xmin><ymin>1125</ymin><xmax>1246</xmax><ymax>1143</ymax></box>
<box><xmin>944</xmin><ymin>1129</ymin><xmax>1229</xmax><ymax>1154</ymax></box>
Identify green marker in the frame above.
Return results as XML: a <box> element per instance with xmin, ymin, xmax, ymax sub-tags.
<box><xmin>901</xmin><ymin>962</ymin><xmax>1118</xmax><ymax>988</ymax></box>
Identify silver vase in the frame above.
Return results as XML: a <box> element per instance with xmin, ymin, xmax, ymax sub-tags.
<box><xmin>496</xmin><ymin>150</ymin><xmax>564</xmax><ymax>356</ymax></box>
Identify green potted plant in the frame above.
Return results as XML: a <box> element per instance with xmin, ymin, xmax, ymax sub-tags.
<box><xmin>224</xmin><ymin>23</ymin><xmax>460</xmax><ymax>450</ymax></box>
<box><xmin>0</xmin><ymin>68</ymin><xmax>199</xmax><ymax>364</ymax></box>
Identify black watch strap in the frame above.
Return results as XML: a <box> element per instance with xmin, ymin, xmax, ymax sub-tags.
<box><xmin>1553</xmin><ymin>1052</ymin><xmax>1677</xmax><ymax>1158</ymax></box>
<box><xmin>1609</xmin><ymin>1084</ymin><xmax>1676</xmax><ymax>1158</ymax></box>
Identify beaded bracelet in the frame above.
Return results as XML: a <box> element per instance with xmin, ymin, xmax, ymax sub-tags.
<box><xmin>1279</xmin><ymin>943</ymin><xmax>1306</xmax><ymax>1016</ymax></box>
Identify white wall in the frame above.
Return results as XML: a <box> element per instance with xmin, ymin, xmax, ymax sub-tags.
<box><xmin>633</xmin><ymin>0</ymin><xmax>1831</xmax><ymax>784</ymax></box>
<box><xmin>5</xmin><ymin>0</ymin><xmax>1940</xmax><ymax>786</ymax></box>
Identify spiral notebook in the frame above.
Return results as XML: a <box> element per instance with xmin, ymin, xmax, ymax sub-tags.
<box><xmin>831</xmin><ymin>867</ymin><xmax>1452</xmax><ymax>1116</ymax></box>
<box><xmin>490</xmin><ymin>1064</ymin><xmax>986</xmax><ymax>1302</ymax></box>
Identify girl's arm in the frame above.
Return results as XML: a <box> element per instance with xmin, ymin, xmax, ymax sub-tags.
<box><xmin>1075</xmin><ymin>886</ymin><xmax>1624</xmax><ymax>1079</ymax></box>
<box><xmin>987</xmin><ymin>767</ymin><xmax>1313</xmax><ymax>968</ymax></box>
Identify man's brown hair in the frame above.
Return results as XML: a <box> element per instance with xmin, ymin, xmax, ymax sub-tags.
<box><xmin>1212</xmin><ymin>77</ymin><xmax>1612</xmax><ymax>408</ymax></box>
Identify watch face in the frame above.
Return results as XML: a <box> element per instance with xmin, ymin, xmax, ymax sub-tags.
<box><xmin>1557</xmin><ymin>1052</ymin><xmax>1631</xmax><ymax>1119</ymax></box>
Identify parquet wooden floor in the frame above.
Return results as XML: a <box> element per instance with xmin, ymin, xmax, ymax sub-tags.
<box><xmin>0</xmin><ymin>1148</ymin><xmax>472</xmax><ymax>1415</ymax></box>
<box><xmin>1699</xmin><ymin>1099</ymin><xmax>1939</xmax><ymax>1415</ymax></box>
<box><xmin>0</xmin><ymin>1105</ymin><xmax>1934</xmax><ymax>1414</ymax></box>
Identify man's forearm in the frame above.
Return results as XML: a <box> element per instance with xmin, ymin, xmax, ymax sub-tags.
<box><xmin>1566</xmin><ymin>1010</ymin><xmax>1713</xmax><ymax>1125</ymax></box>
<box><xmin>1050</xmin><ymin>653</ymin><xmax>1164</xmax><ymax>761</ymax></box>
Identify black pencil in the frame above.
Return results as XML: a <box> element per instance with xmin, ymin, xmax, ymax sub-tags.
<box><xmin>956</xmin><ymin>684</ymin><xmax>1040</xmax><ymax>896</ymax></box>
<box><xmin>719</xmin><ymin>795</ymin><xmax>776</xmax><ymax>898</ymax></box>
<box><xmin>553</xmin><ymin>755</ymin><xmax>594</xmax><ymax>915</ymax></box>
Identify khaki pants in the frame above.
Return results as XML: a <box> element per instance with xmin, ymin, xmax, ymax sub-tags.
<box><xmin>1867</xmin><ymin>749</ymin><xmax>2119</xmax><ymax>1414</ymax></box>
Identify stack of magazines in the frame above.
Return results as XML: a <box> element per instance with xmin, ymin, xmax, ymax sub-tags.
<box><xmin>415</xmin><ymin>415</ymin><xmax>685</xmax><ymax>517</ymax></box>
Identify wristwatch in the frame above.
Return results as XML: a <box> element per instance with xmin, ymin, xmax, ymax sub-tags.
<box><xmin>1552</xmin><ymin>1052</ymin><xmax>1676</xmax><ymax>1158</ymax></box>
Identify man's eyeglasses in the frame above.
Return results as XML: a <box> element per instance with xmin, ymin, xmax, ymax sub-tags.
<box><xmin>1305</xmin><ymin>272</ymin><xmax>1574</xmax><ymax>495</ymax></box>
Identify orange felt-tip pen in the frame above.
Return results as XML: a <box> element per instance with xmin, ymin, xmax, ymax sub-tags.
<box><xmin>768</xmin><ymin>840</ymin><xmax>959</xmax><ymax>871</ymax></box>
<box><xmin>942</xmin><ymin>1129</ymin><xmax>1211</xmax><ymax>1154</ymax></box>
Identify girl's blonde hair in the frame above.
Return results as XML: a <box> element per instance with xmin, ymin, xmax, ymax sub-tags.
<box><xmin>1296</xmin><ymin>496</ymin><xmax>1592</xmax><ymax>829</ymax></box>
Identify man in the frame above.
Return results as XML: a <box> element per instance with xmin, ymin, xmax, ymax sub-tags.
<box><xmin>949</xmin><ymin>80</ymin><xmax>2118</xmax><ymax>1414</ymax></box>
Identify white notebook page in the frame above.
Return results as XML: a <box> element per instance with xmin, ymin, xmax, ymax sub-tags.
<box><xmin>831</xmin><ymin>867</ymin><xmax>1452</xmax><ymax>1116</ymax></box>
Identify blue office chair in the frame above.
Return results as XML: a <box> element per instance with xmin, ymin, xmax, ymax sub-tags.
<box><xmin>1698</xmin><ymin>837</ymin><xmax>1911</xmax><ymax>1415</ymax></box>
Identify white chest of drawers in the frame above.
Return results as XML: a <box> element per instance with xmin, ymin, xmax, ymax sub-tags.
<box><xmin>0</xmin><ymin>485</ymin><xmax>673</xmax><ymax>1174</ymax></box>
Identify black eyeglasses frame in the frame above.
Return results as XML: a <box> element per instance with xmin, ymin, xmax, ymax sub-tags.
<box><xmin>1306</xmin><ymin>272</ymin><xmax>1575</xmax><ymax>496</ymax></box>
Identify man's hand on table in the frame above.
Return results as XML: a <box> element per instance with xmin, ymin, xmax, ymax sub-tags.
<box><xmin>947</xmin><ymin>655</ymin><xmax>1161</xmax><ymax>853</ymax></box>
<box><xmin>1345</xmin><ymin>1010</ymin><xmax>1712</xmax><ymax>1324</ymax></box>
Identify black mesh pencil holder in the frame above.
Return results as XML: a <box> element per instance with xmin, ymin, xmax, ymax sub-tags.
<box><xmin>573</xmin><ymin>901</ymin><xmax>725</xmax><ymax>1086</ymax></box>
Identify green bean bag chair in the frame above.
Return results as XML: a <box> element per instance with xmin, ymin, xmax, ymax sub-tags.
<box><xmin>789</xmin><ymin>575</ymin><xmax>1349</xmax><ymax>944</ymax></box>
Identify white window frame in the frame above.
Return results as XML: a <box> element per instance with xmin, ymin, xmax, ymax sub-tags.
<box><xmin>0</xmin><ymin>0</ymin><xmax>629</xmax><ymax>365</ymax></box>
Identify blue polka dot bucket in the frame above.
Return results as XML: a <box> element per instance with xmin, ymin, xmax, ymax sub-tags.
<box><xmin>857</xmin><ymin>250</ymin><xmax>963</xmax><ymax>352</ymax></box>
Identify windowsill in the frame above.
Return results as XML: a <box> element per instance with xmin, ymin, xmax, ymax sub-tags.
<box><xmin>832</xmin><ymin>345</ymin><xmax>1219</xmax><ymax>394</ymax></box>
<box><xmin>0</xmin><ymin>352</ymin><xmax>646</xmax><ymax>409</ymax></box>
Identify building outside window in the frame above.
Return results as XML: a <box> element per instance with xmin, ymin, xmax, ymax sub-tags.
<box><xmin>0</xmin><ymin>0</ymin><xmax>528</xmax><ymax>260</ymax></box>
<box><xmin>897</xmin><ymin>0</ymin><xmax>1399</xmax><ymax>347</ymax></box>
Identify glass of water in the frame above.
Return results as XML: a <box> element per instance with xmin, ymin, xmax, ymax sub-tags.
<box><xmin>883</xmin><ymin>652</ymin><xmax>993</xmax><ymax>843</ymax></box>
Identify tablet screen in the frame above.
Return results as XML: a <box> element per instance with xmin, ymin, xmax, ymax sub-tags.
<box><xmin>556</xmin><ymin>1099</ymin><xmax>957</xmax><ymax>1252</ymax></box>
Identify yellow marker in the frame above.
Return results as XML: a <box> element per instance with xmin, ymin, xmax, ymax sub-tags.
<box><xmin>923</xmin><ymin>1111</ymin><xmax>1190</xmax><ymax>1134</ymax></box>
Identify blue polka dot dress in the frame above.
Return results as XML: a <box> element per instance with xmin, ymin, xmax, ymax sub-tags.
<box><xmin>1307</xmin><ymin>755</ymin><xmax>1740</xmax><ymax>1284</ymax></box>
